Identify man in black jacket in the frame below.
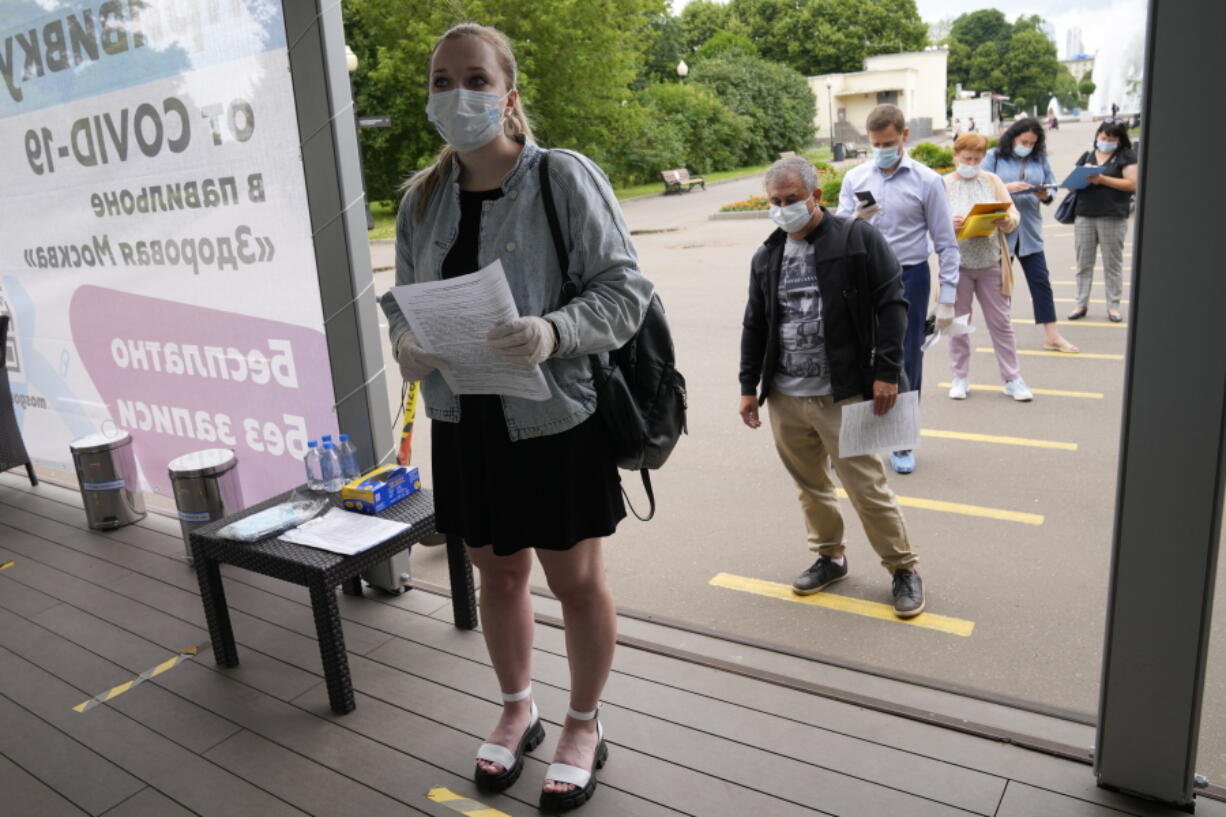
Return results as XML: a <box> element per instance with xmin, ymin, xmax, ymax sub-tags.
<box><xmin>738</xmin><ymin>156</ymin><xmax>924</xmax><ymax>618</ymax></box>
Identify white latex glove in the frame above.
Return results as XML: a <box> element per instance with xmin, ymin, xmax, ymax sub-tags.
<box><xmin>934</xmin><ymin>302</ymin><xmax>956</xmax><ymax>333</ymax></box>
<box><xmin>853</xmin><ymin>201</ymin><xmax>882</xmax><ymax>220</ymax></box>
<box><xmin>394</xmin><ymin>332</ymin><xmax>447</xmax><ymax>382</ymax></box>
<box><xmin>487</xmin><ymin>316</ymin><xmax>557</xmax><ymax>366</ymax></box>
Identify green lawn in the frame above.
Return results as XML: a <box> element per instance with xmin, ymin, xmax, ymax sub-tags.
<box><xmin>365</xmin><ymin>147</ymin><xmax>836</xmax><ymax>238</ymax></box>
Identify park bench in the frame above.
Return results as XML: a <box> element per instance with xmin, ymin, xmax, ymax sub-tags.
<box><xmin>661</xmin><ymin>168</ymin><xmax>706</xmax><ymax>193</ymax></box>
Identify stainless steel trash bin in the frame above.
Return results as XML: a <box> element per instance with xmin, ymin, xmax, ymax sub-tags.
<box><xmin>168</xmin><ymin>448</ymin><xmax>243</xmax><ymax>563</ymax></box>
<box><xmin>69</xmin><ymin>432</ymin><xmax>146</xmax><ymax>530</ymax></box>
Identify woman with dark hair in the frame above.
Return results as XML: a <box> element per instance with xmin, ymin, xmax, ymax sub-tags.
<box><xmin>983</xmin><ymin>118</ymin><xmax>1078</xmax><ymax>352</ymax></box>
<box><xmin>1068</xmin><ymin>120</ymin><xmax>1138</xmax><ymax>322</ymax></box>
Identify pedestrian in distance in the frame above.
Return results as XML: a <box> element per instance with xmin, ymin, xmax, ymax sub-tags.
<box><xmin>1067</xmin><ymin>120</ymin><xmax>1138</xmax><ymax>323</ymax></box>
<box><xmin>378</xmin><ymin>23</ymin><xmax>653</xmax><ymax>813</ymax></box>
<box><xmin>837</xmin><ymin>104</ymin><xmax>961</xmax><ymax>475</ymax></box>
<box><xmin>740</xmin><ymin>155</ymin><xmax>926</xmax><ymax>619</ymax></box>
<box><xmin>943</xmin><ymin>133</ymin><xmax>1030</xmax><ymax>402</ymax></box>
<box><xmin>983</xmin><ymin>118</ymin><xmax>1079</xmax><ymax>353</ymax></box>
<box><xmin>967</xmin><ymin>116</ymin><xmax>978</xmax><ymax>133</ymax></box>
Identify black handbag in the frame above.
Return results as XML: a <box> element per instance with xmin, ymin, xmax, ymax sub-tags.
<box><xmin>538</xmin><ymin>151</ymin><xmax>687</xmax><ymax>521</ymax></box>
<box><xmin>1055</xmin><ymin>151</ymin><xmax>1092</xmax><ymax>225</ymax></box>
<box><xmin>1054</xmin><ymin>190</ymin><xmax>1077</xmax><ymax>225</ymax></box>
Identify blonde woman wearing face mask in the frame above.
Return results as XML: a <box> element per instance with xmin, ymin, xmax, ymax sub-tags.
<box><xmin>377</xmin><ymin>24</ymin><xmax>653</xmax><ymax>813</ymax></box>
<box><xmin>943</xmin><ymin>133</ymin><xmax>1029</xmax><ymax>402</ymax></box>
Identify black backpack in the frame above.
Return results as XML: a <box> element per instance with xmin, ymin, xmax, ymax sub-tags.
<box><xmin>539</xmin><ymin>151</ymin><xmax>687</xmax><ymax>521</ymax></box>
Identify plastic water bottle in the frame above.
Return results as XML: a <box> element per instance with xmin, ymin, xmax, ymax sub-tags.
<box><xmin>337</xmin><ymin>433</ymin><xmax>361</xmax><ymax>480</ymax></box>
<box><xmin>319</xmin><ymin>441</ymin><xmax>344</xmax><ymax>492</ymax></box>
<box><xmin>304</xmin><ymin>440</ymin><xmax>323</xmax><ymax>491</ymax></box>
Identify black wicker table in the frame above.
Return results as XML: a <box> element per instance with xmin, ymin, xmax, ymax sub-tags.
<box><xmin>189</xmin><ymin>486</ymin><xmax>477</xmax><ymax>714</ymax></box>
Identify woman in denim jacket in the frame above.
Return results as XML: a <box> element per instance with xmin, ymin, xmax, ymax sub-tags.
<box><xmin>378</xmin><ymin>24</ymin><xmax>651</xmax><ymax>813</ymax></box>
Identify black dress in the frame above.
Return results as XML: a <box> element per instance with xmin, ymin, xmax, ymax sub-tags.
<box><xmin>431</xmin><ymin>188</ymin><xmax>625</xmax><ymax>556</ymax></box>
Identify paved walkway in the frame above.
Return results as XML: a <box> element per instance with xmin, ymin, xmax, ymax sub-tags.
<box><xmin>4</xmin><ymin>472</ymin><xmax>1224</xmax><ymax>816</ymax></box>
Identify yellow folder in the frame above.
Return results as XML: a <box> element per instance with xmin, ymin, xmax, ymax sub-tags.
<box><xmin>956</xmin><ymin>201</ymin><xmax>1011</xmax><ymax>241</ymax></box>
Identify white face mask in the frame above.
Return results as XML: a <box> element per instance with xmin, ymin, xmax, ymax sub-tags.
<box><xmin>769</xmin><ymin>199</ymin><xmax>813</xmax><ymax>233</ymax></box>
<box><xmin>426</xmin><ymin>88</ymin><xmax>509</xmax><ymax>152</ymax></box>
<box><xmin>956</xmin><ymin>163</ymin><xmax>980</xmax><ymax>179</ymax></box>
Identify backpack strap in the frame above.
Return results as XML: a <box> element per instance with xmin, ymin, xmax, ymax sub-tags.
<box><xmin>539</xmin><ymin>152</ymin><xmax>578</xmax><ymax>303</ymax></box>
<box><xmin>539</xmin><ymin>151</ymin><xmax>657</xmax><ymax>522</ymax></box>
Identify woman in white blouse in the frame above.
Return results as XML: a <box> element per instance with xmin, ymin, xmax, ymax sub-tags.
<box><xmin>943</xmin><ymin>133</ymin><xmax>1031</xmax><ymax>402</ymax></box>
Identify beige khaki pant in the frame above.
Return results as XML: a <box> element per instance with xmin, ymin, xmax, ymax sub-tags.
<box><xmin>767</xmin><ymin>392</ymin><xmax>917</xmax><ymax>572</ymax></box>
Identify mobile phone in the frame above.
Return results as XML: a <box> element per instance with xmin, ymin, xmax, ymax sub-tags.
<box><xmin>855</xmin><ymin>190</ymin><xmax>877</xmax><ymax>207</ymax></box>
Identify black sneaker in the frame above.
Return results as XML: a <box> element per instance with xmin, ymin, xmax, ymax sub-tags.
<box><xmin>892</xmin><ymin>570</ymin><xmax>925</xmax><ymax>618</ymax></box>
<box><xmin>792</xmin><ymin>556</ymin><xmax>848</xmax><ymax>596</ymax></box>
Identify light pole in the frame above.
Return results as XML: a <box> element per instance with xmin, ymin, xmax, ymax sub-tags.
<box><xmin>826</xmin><ymin>79</ymin><xmax>835</xmax><ymax>154</ymax></box>
<box><xmin>345</xmin><ymin>45</ymin><xmax>374</xmax><ymax>230</ymax></box>
<box><xmin>676</xmin><ymin>59</ymin><xmax>688</xmax><ymax>82</ymax></box>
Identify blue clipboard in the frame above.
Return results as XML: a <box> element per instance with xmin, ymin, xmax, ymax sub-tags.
<box><xmin>1060</xmin><ymin>164</ymin><xmax>1107</xmax><ymax>190</ymax></box>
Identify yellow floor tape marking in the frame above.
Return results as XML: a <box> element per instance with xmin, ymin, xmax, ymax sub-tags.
<box><xmin>1054</xmin><ymin>277</ymin><xmax>1130</xmax><ymax>284</ymax></box>
<box><xmin>0</xmin><ymin>561</ymin><xmax>14</xmax><ymax>571</ymax></box>
<box><xmin>1013</xmin><ymin>318</ymin><xmax>1125</xmax><ymax>328</ymax></box>
<box><xmin>73</xmin><ymin>646</ymin><xmax>202</xmax><ymax>713</ymax></box>
<box><xmin>978</xmin><ymin>347</ymin><xmax>1124</xmax><ymax>361</ymax></box>
<box><xmin>835</xmin><ymin>487</ymin><xmax>1045</xmax><ymax>526</ymax></box>
<box><xmin>939</xmin><ymin>382</ymin><xmax>1103</xmax><ymax>400</ymax></box>
<box><xmin>709</xmin><ymin>573</ymin><xmax>975</xmax><ymax>637</ymax></box>
<box><xmin>1053</xmin><ymin>297</ymin><xmax>1130</xmax><ymax>304</ymax></box>
<box><xmin>921</xmin><ymin>428</ymin><xmax>1077</xmax><ymax>451</ymax></box>
<box><xmin>428</xmin><ymin>787</ymin><xmax>513</xmax><ymax>817</ymax></box>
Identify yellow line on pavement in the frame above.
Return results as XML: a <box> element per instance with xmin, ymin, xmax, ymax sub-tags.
<box><xmin>0</xmin><ymin>561</ymin><xmax>13</xmax><ymax>571</ymax></box>
<box><xmin>1014</xmin><ymin>318</ymin><xmax>1125</xmax><ymax>328</ymax></box>
<box><xmin>921</xmin><ymin>428</ymin><xmax>1077</xmax><ymax>451</ymax></box>
<box><xmin>428</xmin><ymin>787</ymin><xmax>513</xmax><ymax>817</ymax></box>
<box><xmin>834</xmin><ymin>487</ymin><xmax>1044</xmax><ymax>525</ymax></box>
<box><xmin>1052</xmin><ymin>279</ymin><xmax>1130</xmax><ymax>285</ymax></box>
<box><xmin>978</xmin><ymin>347</ymin><xmax>1124</xmax><ymax>360</ymax></box>
<box><xmin>73</xmin><ymin>646</ymin><xmax>201</xmax><ymax>713</ymax></box>
<box><xmin>938</xmin><ymin>381</ymin><xmax>1103</xmax><ymax>400</ymax></box>
<box><xmin>709</xmin><ymin>573</ymin><xmax>975</xmax><ymax>637</ymax></box>
<box><xmin>1053</xmin><ymin>297</ymin><xmax>1130</xmax><ymax>304</ymax></box>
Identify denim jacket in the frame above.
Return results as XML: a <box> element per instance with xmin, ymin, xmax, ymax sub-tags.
<box><xmin>378</xmin><ymin>140</ymin><xmax>653</xmax><ymax>440</ymax></box>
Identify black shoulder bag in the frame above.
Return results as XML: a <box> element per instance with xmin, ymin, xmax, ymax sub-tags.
<box><xmin>1055</xmin><ymin>151</ymin><xmax>1091</xmax><ymax>225</ymax></box>
<box><xmin>538</xmin><ymin>151</ymin><xmax>687</xmax><ymax>521</ymax></box>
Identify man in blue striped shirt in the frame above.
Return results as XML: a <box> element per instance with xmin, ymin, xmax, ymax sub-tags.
<box><xmin>838</xmin><ymin>104</ymin><xmax>961</xmax><ymax>475</ymax></box>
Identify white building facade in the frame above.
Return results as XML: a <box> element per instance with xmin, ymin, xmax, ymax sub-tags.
<box><xmin>809</xmin><ymin>49</ymin><xmax>949</xmax><ymax>147</ymax></box>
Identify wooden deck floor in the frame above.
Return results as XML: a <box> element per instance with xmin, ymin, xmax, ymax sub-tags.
<box><xmin>0</xmin><ymin>472</ymin><xmax>1221</xmax><ymax>817</ymax></box>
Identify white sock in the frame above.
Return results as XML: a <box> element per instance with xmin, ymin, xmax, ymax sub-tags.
<box><xmin>830</xmin><ymin>555</ymin><xmax>846</xmax><ymax>566</ymax></box>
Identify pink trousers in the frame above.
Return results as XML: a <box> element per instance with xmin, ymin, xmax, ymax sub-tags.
<box><xmin>949</xmin><ymin>264</ymin><xmax>1021</xmax><ymax>383</ymax></box>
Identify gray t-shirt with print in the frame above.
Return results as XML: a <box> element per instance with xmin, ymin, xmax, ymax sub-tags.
<box><xmin>773</xmin><ymin>237</ymin><xmax>832</xmax><ymax>397</ymax></box>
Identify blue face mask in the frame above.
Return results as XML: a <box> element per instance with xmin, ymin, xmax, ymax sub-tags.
<box><xmin>1013</xmin><ymin>144</ymin><xmax>1033</xmax><ymax>158</ymax></box>
<box><xmin>1096</xmin><ymin>140</ymin><xmax>1118</xmax><ymax>153</ymax></box>
<box><xmin>873</xmin><ymin>145</ymin><xmax>901</xmax><ymax>169</ymax></box>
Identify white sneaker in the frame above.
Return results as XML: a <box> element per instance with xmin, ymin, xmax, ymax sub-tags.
<box><xmin>1003</xmin><ymin>379</ymin><xmax>1034</xmax><ymax>402</ymax></box>
<box><xmin>948</xmin><ymin>378</ymin><xmax>969</xmax><ymax>400</ymax></box>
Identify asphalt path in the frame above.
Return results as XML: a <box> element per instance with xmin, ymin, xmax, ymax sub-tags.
<box><xmin>371</xmin><ymin>122</ymin><xmax>1226</xmax><ymax>781</ymax></box>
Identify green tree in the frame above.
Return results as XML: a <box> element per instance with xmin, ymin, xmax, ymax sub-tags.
<box><xmin>949</xmin><ymin>9</ymin><xmax>1012</xmax><ymax>53</ymax></box>
<box><xmin>1079</xmin><ymin>69</ymin><xmax>1097</xmax><ymax>100</ymax></box>
<box><xmin>679</xmin><ymin>0</ymin><xmax>735</xmax><ymax>53</ymax></box>
<box><xmin>1001</xmin><ymin>28</ymin><xmax>1059</xmax><ymax>113</ymax></box>
<box><xmin>694</xmin><ymin>30</ymin><xmax>758</xmax><ymax>62</ymax></box>
<box><xmin>639</xmin><ymin>82</ymin><xmax>752</xmax><ymax>172</ymax></box>
<box><xmin>967</xmin><ymin>41</ymin><xmax>1007</xmax><ymax>97</ymax></box>
<box><xmin>718</xmin><ymin>0</ymin><xmax>926</xmax><ymax>77</ymax></box>
<box><xmin>689</xmin><ymin>54</ymin><xmax>815</xmax><ymax>164</ymax></box>
<box><xmin>637</xmin><ymin>12</ymin><xmax>686</xmax><ymax>87</ymax></box>
<box><xmin>341</xmin><ymin>0</ymin><xmax>665</xmax><ymax>202</ymax></box>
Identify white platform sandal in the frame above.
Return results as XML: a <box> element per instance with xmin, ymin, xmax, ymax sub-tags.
<box><xmin>539</xmin><ymin>706</ymin><xmax>609</xmax><ymax>813</ymax></box>
<box><xmin>473</xmin><ymin>686</ymin><xmax>545</xmax><ymax>793</ymax></box>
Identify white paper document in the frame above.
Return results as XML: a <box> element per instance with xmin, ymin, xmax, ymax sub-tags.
<box><xmin>920</xmin><ymin>313</ymin><xmax>976</xmax><ymax>352</ymax></box>
<box><xmin>279</xmin><ymin>508</ymin><xmax>410</xmax><ymax>556</ymax></box>
<box><xmin>839</xmin><ymin>391</ymin><xmax>921</xmax><ymax>458</ymax></box>
<box><xmin>390</xmin><ymin>260</ymin><xmax>550</xmax><ymax>401</ymax></box>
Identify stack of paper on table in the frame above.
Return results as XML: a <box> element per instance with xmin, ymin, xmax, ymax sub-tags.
<box><xmin>278</xmin><ymin>508</ymin><xmax>410</xmax><ymax>556</ymax></box>
<box><xmin>955</xmin><ymin>202</ymin><xmax>1012</xmax><ymax>241</ymax></box>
